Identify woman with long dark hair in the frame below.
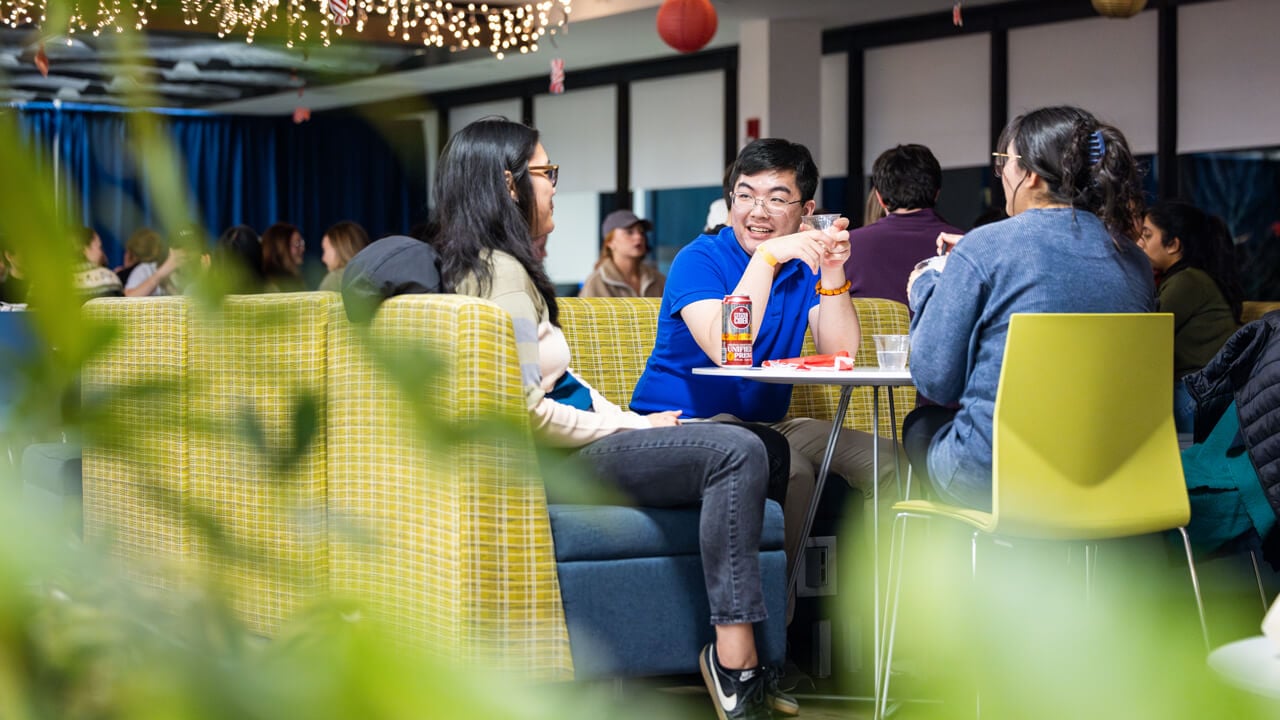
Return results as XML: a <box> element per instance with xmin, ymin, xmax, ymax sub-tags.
<box><xmin>1140</xmin><ymin>201</ymin><xmax>1243</xmax><ymax>430</ymax></box>
<box><xmin>903</xmin><ymin>106</ymin><xmax>1156</xmax><ymax>510</ymax></box>
<box><xmin>261</xmin><ymin>222</ymin><xmax>305</xmax><ymax>292</ymax></box>
<box><xmin>431</xmin><ymin>117</ymin><xmax>792</xmax><ymax>720</ymax></box>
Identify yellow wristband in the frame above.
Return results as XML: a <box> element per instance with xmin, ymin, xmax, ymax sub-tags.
<box><xmin>816</xmin><ymin>279</ymin><xmax>852</xmax><ymax>296</ymax></box>
<box><xmin>757</xmin><ymin>248</ymin><xmax>778</xmax><ymax>267</ymax></box>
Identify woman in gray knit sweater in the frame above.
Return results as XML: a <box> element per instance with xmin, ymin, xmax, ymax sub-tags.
<box><xmin>902</xmin><ymin>106</ymin><xmax>1156</xmax><ymax>511</ymax></box>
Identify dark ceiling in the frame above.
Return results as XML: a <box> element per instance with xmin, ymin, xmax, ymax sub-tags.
<box><xmin>0</xmin><ymin>22</ymin><xmax>436</xmax><ymax>109</ymax></box>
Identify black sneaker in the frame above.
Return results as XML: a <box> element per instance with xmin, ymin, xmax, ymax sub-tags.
<box><xmin>699</xmin><ymin>643</ymin><xmax>773</xmax><ymax>720</ymax></box>
<box><xmin>765</xmin><ymin>666</ymin><xmax>800</xmax><ymax>716</ymax></box>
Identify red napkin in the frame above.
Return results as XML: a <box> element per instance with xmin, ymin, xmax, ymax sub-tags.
<box><xmin>762</xmin><ymin>350</ymin><xmax>854</xmax><ymax>371</ymax></box>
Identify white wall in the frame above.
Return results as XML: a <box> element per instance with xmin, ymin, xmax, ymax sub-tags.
<box><xmin>533</xmin><ymin>86</ymin><xmax>618</xmax><ymax>285</ymax></box>
<box><xmin>864</xmin><ymin>34</ymin><xmax>990</xmax><ymax>172</ymax></box>
<box><xmin>1009</xmin><ymin>13</ymin><xmax>1158</xmax><ymax>155</ymax></box>
<box><xmin>448</xmin><ymin>99</ymin><xmax>523</xmax><ymax>133</ymax></box>
<box><xmin>543</xmin><ymin>191</ymin><xmax>599</xmax><ymax>286</ymax></box>
<box><xmin>534</xmin><ymin>86</ymin><xmax>617</xmax><ymax>193</ymax></box>
<box><xmin>819</xmin><ymin>52</ymin><xmax>848</xmax><ymax>178</ymax></box>
<box><xmin>630</xmin><ymin>70</ymin><xmax>725</xmax><ymax>189</ymax></box>
<box><xmin>1178</xmin><ymin>0</ymin><xmax>1280</xmax><ymax>153</ymax></box>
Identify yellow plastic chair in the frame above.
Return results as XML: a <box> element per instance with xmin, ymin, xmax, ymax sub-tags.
<box><xmin>874</xmin><ymin>313</ymin><xmax>1208</xmax><ymax>719</ymax></box>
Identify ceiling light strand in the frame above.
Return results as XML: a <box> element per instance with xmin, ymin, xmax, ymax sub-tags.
<box><xmin>2</xmin><ymin>0</ymin><xmax>571</xmax><ymax>58</ymax></box>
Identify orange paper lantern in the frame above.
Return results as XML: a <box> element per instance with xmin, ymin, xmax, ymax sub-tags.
<box><xmin>1092</xmin><ymin>0</ymin><xmax>1147</xmax><ymax>18</ymax></box>
<box><xmin>657</xmin><ymin>0</ymin><xmax>718</xmax><ymax>54</ymax></box>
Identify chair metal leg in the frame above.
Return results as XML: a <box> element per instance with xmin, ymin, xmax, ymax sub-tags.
<box><xmin>875</xmin><ymin>511</ymin><xmax>913</xmax><ymax>720</ymax></box>
<box><xmin>970</xmin><ymin>531</ymin><xmax>982</xmax><ymax>720</ymax></box>
<box><xmin>1176</xmin><ymin>526</ymin><xmax>1210</xmax><ymax>651</ymax></box>
<box><xmin>888</xmin><ymin>388</ymin><xmax>902</xmax><ymax>499</ymax></box>
<box><xmin>1250</xmin><ymin>550</ymin><xmax>1269</xmax><ymax>612</ymax></box>
<box><xmin>1083</xmin><ymin>543</ymin><xmax>1100</xmax><ymax>606</ymax></box>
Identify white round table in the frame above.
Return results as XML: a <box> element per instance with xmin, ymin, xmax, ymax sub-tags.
<box><xmin>1208</xmin><ymin>636</ymin><xmax>1280</xmax><ymax>702</ymax></box>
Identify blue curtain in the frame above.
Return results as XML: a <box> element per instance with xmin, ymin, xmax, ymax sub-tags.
<box><xmin>14</xmin><ymin>102</ymin><xmax>426</xmax><ymax>268</ymax></box>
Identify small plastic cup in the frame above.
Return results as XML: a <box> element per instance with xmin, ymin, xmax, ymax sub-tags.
<box><xmin>801</xmin><ymin>214</ymin><xmax>842</xmax><ymax>233</ymax></box>
<box><xmin>913</xmin><ymin>254</ymin><xmax>947</xmax><ymax>274</ymax></box>
<box><xmin>873</xmin><ymin>334</ymin><xmax>910</xmax><ymax>370</ymax></box>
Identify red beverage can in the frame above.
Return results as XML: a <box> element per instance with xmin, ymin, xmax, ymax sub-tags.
<box><xmin>722</xmin><ymin>295</ymin><xmax>753</xmax><ymax>366</ymax></box>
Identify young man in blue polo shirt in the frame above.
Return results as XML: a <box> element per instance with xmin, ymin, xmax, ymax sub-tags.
<box><xmin>631</xmin><ymin>140</ymin><xmax>894</xmax><ymax>707</ymax></box>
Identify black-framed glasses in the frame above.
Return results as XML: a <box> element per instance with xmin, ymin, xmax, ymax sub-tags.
<box><xmin>528</xmin><ymin>164</ymin><xmax>559</xmax><ymax>188</ymax></box>
<box><xmin>992</xmin><ymin>151</ymin><xmax>1022</xmax><ymax>177</ymax></box>
<box><xmin>731</xmin><ymin>192</ymin><xmax>803</xmax><ymax>216</ymax></box>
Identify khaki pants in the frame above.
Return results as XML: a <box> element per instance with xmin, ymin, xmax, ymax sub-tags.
<box><xmin>705</xmin><ymin>414</ymin><xmax>900</xmax><ymax>584</ymax></box>
<box><xmin>773</xmin><ymin>418</ymin><xmax>900</xmax><ymax>579</ymax></box>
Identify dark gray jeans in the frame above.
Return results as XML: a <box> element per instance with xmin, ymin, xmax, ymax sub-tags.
<box><xmin>576</xmin><ymin>423</ymin><xmax>770</xmax><ymax>626</ymax></box>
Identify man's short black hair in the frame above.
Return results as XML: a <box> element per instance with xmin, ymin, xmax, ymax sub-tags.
<box><xmin>725</xmin><ymin>138</ymin><xmax>819</xmax><ymax>203</ymax></box>
<box><xmin>871</xmin><ymin>144</ymin><xmax>943</xmax><ymax>211</ymax></box>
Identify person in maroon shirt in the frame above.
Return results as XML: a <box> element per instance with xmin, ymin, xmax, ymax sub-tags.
<box><xmin>843</xmin><ymin>144</ymin><xmax>961</xmax><ymax>307</ymax></box>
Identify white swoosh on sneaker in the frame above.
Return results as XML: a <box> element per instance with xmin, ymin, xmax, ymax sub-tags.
<box><xmin>713</xmin><ymin>670</ymin><xmax>738</xmax><ymax>713</ymax></box>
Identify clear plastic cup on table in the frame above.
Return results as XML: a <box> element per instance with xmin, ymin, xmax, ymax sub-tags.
<box><xmin>873</xmin><ymin>334</ymin><xmax>910</xmax><ymax>370</ymax></box>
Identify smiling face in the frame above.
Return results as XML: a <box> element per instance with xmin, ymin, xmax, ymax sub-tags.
<box><xmin>527</xmin><ymin>142</ymin><xmax>556</xmax><ymax>237</ymax></box>
<box><xmin>729</xmin><ymin>168</ymin><xmax>814</xmax><ymax>255</ymax></box>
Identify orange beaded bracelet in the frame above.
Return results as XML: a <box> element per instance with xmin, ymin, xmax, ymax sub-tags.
<box><xmin>816</xmin><ymin>279</ymin><xmax>852</xmax><ymax>296</ymax></box>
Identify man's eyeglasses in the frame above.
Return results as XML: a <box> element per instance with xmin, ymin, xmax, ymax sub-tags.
<box><xmin>992</xmin><ymin>151</ymin><xmax>1022</xmax><ymax>177</ymax></box>
<box><xmin>528</xmin><ymin>164</ymin><xmax>559</xmax><ymax>188</ymax></box>
<box><xmin>731</xmin><ymin>192</ymin><xmax>803</xmax><ymax>216</ymax></box>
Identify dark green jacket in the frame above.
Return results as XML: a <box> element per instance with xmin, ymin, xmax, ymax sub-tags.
<box><xmin>1157</xmin><ymin>265</ymin><xmax>1238</xmax><ymax>378</ymax></box>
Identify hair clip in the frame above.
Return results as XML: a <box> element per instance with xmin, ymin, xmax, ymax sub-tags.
<box><xmin>1089</xmin><ymin>130</ymin><xmax>1106</xmax><ymax>165</ymax></box>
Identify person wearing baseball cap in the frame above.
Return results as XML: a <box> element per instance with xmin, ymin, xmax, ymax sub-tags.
<box><xmin>579</xmin><ymin>209</ymin><xmax>666</xmax><ymax>298</ymax></box>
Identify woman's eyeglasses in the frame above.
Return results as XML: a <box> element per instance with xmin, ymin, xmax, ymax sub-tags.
<box><xmin>528</xmin><ymin>164</ymin><xmax>559</xmax><ymax>188</ymax></box>
<box><xmin>992</xmin><ymin>151</ymin><xmax>1022</xmax><ymax>177</ymax></box>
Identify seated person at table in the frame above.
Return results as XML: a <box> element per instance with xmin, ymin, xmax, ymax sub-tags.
<box><xmin>0</xmin><ymin>236</ymin><xmax>29</xmax><ymax>305</ymax></box>
<box><xmin>904</xmin><ymin>105</ymin><xmax>1155</xmax><ymax>511</ymax></box>
<box><xmin>630</xmin><ymin>138</ymin><xmax>897</xmax><ymax>577</ymax></box>
<box><xmin>431</xmin><ymin>117</ymin><xmax>795</xmax><ymax>720</ymax></box>
<box><xmin>844</xmin><ymin>144</ymin><xmax>961</xmax><ymax>307</ymax></box>
<box><xmin>72</xmin><ymin>227</ymin><xmax>123</xmax><ymax>301</ymax></box>
<box><xmin>1138</xmin><ymin>200</ymin><xmax>1243</xmax><ymax>433</ymax></box>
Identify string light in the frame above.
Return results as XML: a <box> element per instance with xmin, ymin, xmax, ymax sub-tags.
<box><xmin>0</xmin><ymin>0</ymin><xmax>571</xmax><ymax>56</ymax></box>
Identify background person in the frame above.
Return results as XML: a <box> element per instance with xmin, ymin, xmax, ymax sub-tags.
<box><xmin>72</xmin><ymin>226</ymin><xmax>123</xmax><ymax>301</ymax></box>
<box><xmin>904</xmin><ymin>105</ymin><xmax>1154</xmax><ymax>511</ymax></box>
<box><xmin>205</xmin><ymin>224</ymin><xmax>264</xmax><ymax>294</ymax></box>
<box><xmin>579</xmin><ymin>209</ymin><xmax>665</xmax><ymax>298</ymax></box>
<box><xmin>318</xmin><ymin>221</ymin><xmax>372</xmax><ymax>292</ymax></box>
<box><xmin>1139</xmin><ymin>200</ymin><xmax>1243</xmax><ymax>432</ymax></box>
<box><xmin>844</xmin><ymin>144</ymin><xmax>961</xmax><ymax>307</ymax></box>
<box><xmin>261</xmin><ymin>222</ymin><xmax>306</xmax><ymax>292</ymax></box>
<box><xmin>123</xmin><ymin>228</ymin><xmax>184</xmax><ymax>297</ymax></box>
<box><xmin>430</xmin><ymin>118</ymin><xmax>792</xmax><ymax>720</ymax></box>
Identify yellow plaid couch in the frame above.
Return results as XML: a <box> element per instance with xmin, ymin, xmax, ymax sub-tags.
<box><xmin>559</xmin><ymin>296</ymin><xmax>914</xmax><ymax>438</ymax></box>
<box><xmin>82</xmin><ymin>293</ymin><xmax>572</xmax><ymax>681</ymax></box>
<box><xmin>81</xmin><ymin>292</ymin><xmax>910</xmax><ymax>682</ymax></box>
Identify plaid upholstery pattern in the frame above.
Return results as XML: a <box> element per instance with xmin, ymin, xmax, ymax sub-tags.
<box><xmin>327</xmin><ymin>294</ymin><xmax>572</xmax><ymax>680</ymax></box>
<box><xmin>187</xmin><ymin>293</ymin><xmax>333</xmax><ymax>636</ymax></box>
<box><xmin>557</xmin><ymin>297</ymin><xmax>661</xmax><ymax>409</ymax></box>
<box><xmin>787</xmin><ymin>297</ymin><xmax>917</xmax><ymax>437</ymax></box>
<box><xmin>82</xmin><ymin>297</ymin><xmax>191</xmax><ymax>592</ymax></box>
